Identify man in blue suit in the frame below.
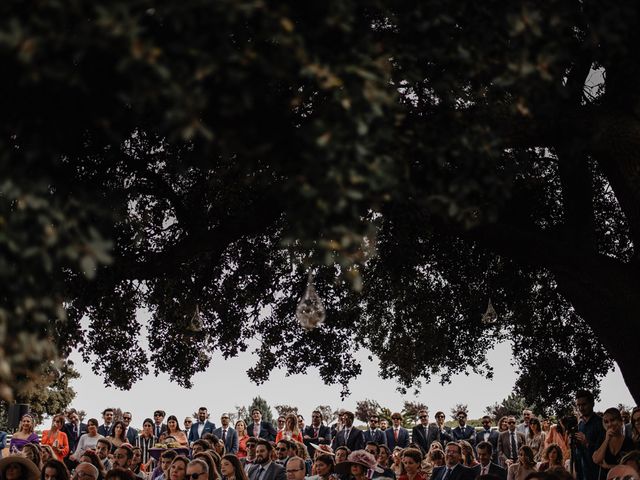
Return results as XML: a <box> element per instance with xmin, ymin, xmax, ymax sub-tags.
<box><xmin>302</xmin><ymin>410</ymin><xmax>332</xmax><ymax>457</ymax></box>
<box><xmin>385</xmin><ymin>412</ymin><xmax>410</xmax><ymax>449</ymax></box>
<box><xmin>331</xmin><ymin>411</ymin><xmax>364</xmax><ymax>451</ymax></box>
<box><xmin>475</xmin><ymin>416</ymin><xmax>499</xmax><ymax>463</ymax></box>
<box><xmin>123</xmin><ymin>412</ymin><xmax>138</xmax><ymax>444</ymax></box>
<box><xmin>189</xmin><ymin>407</ymin><xmax>216</xmax><ymax>444</ymax></box>
<box><xmin>473</xmin><ymin>441</ymin><xmax>507</xmax><ymax>480</ymax></box>
<box><xmin>214</xmin><ymin>413</ymin><xmax>239</xmax><ymax>454</ymax></box>
<box><xmin>412</xmin><ymin>409</ymin><xmax>438</xmax><ymax>454</ymax></box>
<box><xmin>452</xmin><ymin>411</ymin><xmax>476</xmax><ymax>446</ymax></box>
<box><xmin>431</xmin><ymin>442</ymin><xmax>475</xmax><ymax>480</ymax></box>
<box><xmin>363</xmin><ymin>415</ymin><xmax>387</xmax><ymax>446</ymax></box>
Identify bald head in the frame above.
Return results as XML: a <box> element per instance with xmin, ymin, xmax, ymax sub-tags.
<box><xmin>606</xmin><ymin>465</ymin><xmax>638</xmax><ymax>480</ymax></box>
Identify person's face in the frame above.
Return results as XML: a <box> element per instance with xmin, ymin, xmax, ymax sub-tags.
<box><xmin>278</xmin><ymin>418</ymin><xmax>286</xmax><ymax>430</ymax></box>
<box><xmin>186</xmin><ymin>464</ymin><xmax>207</xmax><ymax>480</ymax></box>
<box><xmin>298</xmin><ymin>416</ymin><xmax>304</xmax><ymax>428</ymax></box>
<box><xmin>518</xmin><ymin>450</ymin><xmax>525</xmax><ymax>464</ymax></box>
<box><xmin>123</xmin><ymin>414</ymin><xmax>132</xmax><ymax>427</ymax></box>
<box><xmin>458</xmin><ymin>415</ymin><xmax>467</xmax><ymax>426</ymax></box>
<box><xmin>168</xmin><ymin>419</ymin><xmax>179</xmax><ymax>431</ymax></box>
<box><xmin>184</xmin><ymin>419</ymin><xmax>193</xmax><ymax>431</ymax></box>
<box><xmin>44</xmin><ymin>466</ymin><xmax>59</xmax><ymax>480</ymax></box>
<box><xmin>482</xmin><ymin>418</ymin><xmax>491</xmax><ymax>429</ymax></box>
<box><xmin>350</xmin><ymin>465</ymin><xmax>366</xmax><ymax>478</ymax></box>
<box><xmin>402</xmin><ymin>456</ymin><xmax>420</xmax><ymax>475</ymax></box>
<box><xmin>198</xmin><ymin>409</ymin><xmax>207</xmax><ymax>423</ymax></box>
<box><xmin>161</xmin><ymin>458</ymin><xmax>173</xmax><ymax>473</ymax></box>
<box><xmin>499</xmin><ymin>418</ymin><xmax>508</xmax><ymax>430</ymax></box>
<box><xmin>74</xmin><ymin>465</ymin><xmax>97</xmax><ymax>480</ymax></box>
<box><xmin>255</xmin><ymin>445</ymin><xmax>270</xmax><ymax>464</ymax></box>
<box><xmin>276</xmin><ymin>442</ymin><xmax>288</xmax><ymax>460</ymax></box>
<box><xmin>343</xmin><ymin>415</ymin><xmax>354</xmax><ymax>428</ymax></box>
<box><xmin>477</xmin><ymin>448</ymin><xmax>491</xmax><ymax>466</ymax></box>
<box><xmin>366</xmin><ymin>446</ymin><xmax>378</xmax><ymax>457</ymax></box>
<box><xmin>143</xmin><ymin>423</ymin><xmax>153</xmax><ymax>435</ymax></box>
<box><xmin>436</xmin><ymin>413</ymin><xmax>445</xmax><ymax>426</ymax></box>
<box><xmin>115</xmin><ymin>423</ymin><xmax>124</xmax><ymax>434</ymax></box>
<box><xmin>155</xmin><ymin>413</ymin><xmax>165</xmax><ymax>424</ymax></box>
<box><xmin>53</xmin><ymin>417</ymin><xmax>64</xmax><ymax>429</ymax></box>
<box><xmin>380</xmin><ymin>420</ymin><xmax>388</xmax><ymax>430</ymax></box>
<box><xmin>445</xmin><ymin>446</ymin><xmax>462</xmax><ymax>467</ymax></box>
<box><xmin>603</xmin><ymin>413</ymin><xmax>622</xmax><ymax>431</ymax></box>
<box><xmin>522</xmin><ymin>411</ymin><xmax>532</xmax><ymax>423</ymax></box>
<box><xmin>170</xmin><ymin>461</ymin><xmax>187</xmax><ymax>480</ymax></box>
<box><xmin>246</xmin><ymin>442</ymin><xmax>256</xmax><ymax>456</ymax></box>
<box><xmin>315</xmin><ymin>460</ymin><xmax>330</xmax><ymax>477</ymax></box>
<box><xmin>312</xmin><ymin>413</ymin><xmax>321</xmax><ymax>427</ymax></box>
<box><xmin>392</xmin><ymin>417</ymin><xmax>401</xmax><ymax>427</ymax></box>
<box><xmin>548</xmin><ymin>448</ymin><xmax>558</xmax><ymax>463</ymax></box>
<box><xmin>576</xmin><ymin>397</ymin><xmax>593</xmax><ymax>417</ymax></box>
<box><xmin>633</xmin><ymin>411</ymin><xmax>640</xmax><ymax>429</ymax></box>
<box><xmin>530</xmin><ymin>421</ymin><xmax>540</xmax><ymax>433</ymax></box>
<box><xmin>104</xmin><ymin>411</ymin><xmax>114</xmax><ymax>423</ymax></box>
<box><xmin>419</xmin><ymin>413</ymin><xmax>429</xmax><ymax>426</ymax></box>
<box><xmin>286</xmin><ymin>460</ymin><xmax>306</xmax><ymax>480</ymax></box>
<box><xmin>115</xmin><ymin>448</ymin><xmax>131</xmax><ymax>468</ymax></box>
<box><xmin>378</xmin><ymin>449</ymin><xmax>389</xmax><ymax>465</ymax></box>
<box><xmin>88</xmin><ymin>422</ymin><xmax>98</xmax><ymax>434</ymax></box>
<box><xmin>252</xmin><ymin>410</ymin><xmax>262</xmax><ymax>422</ymax></box>
<box><xmin>369</xmin><ymin>417</ymin><xmax>379</xmax><ymax>429</ymax></box>
<box><xmin>70</xmin><ymin>413</ymin><xmax>79</xmax><ymax>424</ymax></box>
<box><xmin>21</xmin><ymin>416</ymin><xmax>33</xmax><ymax>431</ymax></box>
<box><xmin>96</xmin><ymin>442</ymin><xmax>109</xmax><ymax>459</ymax></box>
<box><xmin>133</xmin><ymin>450</ymin><xmax>142</xmax><ymax>464</ymax></box>
<box><xmin>192</xmin><ymin>444</ymin><xmax>205</xmax><ymax>455</ymax></box>
<box><xmin>336</xmin><ymin>449</ymin><xmax>348</xmax><ymax>463</ymax></box>
<box><xmin>221</xmin><ymin>415</ymin><xmax>230</xmax><ymax>427</ymax></box>
<box><xmin>621</xmin><ymin>411</ymin><xmax>630</xmax><ymax>424</ymax></box>
<box><xmin>5</xmin><ymin>463</ymin><xmax>22</xmax><ymax>480</ymax></box>
<box><xmin>507</xmin><ymin>418</ymin><xmax>517</xmax><ymax>432</ymax></box>
<box><xmin>42</xmin><ymin>448</ymin><xmax>52</xmax><ymax>462</ymax></box>
<box><xmin>220</xmin><ymin>459</ymin><xmax>235</xmax><ymax>477</ymax></box>
<box><xmin>542</xmin><ymin>419</ymin><xmax>550</xmax><ymax>431</ymax></box>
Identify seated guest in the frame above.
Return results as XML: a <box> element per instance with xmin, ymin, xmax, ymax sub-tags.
<box><xmin>41</xmin><ymin>459</ymin><xmax>71</xmax><ymax>480</ymax></box>
<box><xmin>507</xmin><ymin>446</ymin><xmax>536</xmax><ymax>480</ymax></box>
<box><xmin>398</xmin><ymin>448</ymin><xmax>426</xmax><ymax>480</ymax></box>
<box><xmin>474</xmin><ymin>441</ymin><xmax>506</xmax><ymax>480</ymax></box>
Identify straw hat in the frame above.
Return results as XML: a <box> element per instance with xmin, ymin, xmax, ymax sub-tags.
<box><xmin>335</xmin><ymin>450</ymin><xmax>383</xmax><ymax>475</ymax></box>
<box><xmin>0</xmin><ymin>455</ymin><xmax>41</xmax><ymax>480</ymax></box>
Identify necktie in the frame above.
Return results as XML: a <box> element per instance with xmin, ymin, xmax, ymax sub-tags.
<box><xmin>74</xmin><ymin>425</ymin><xmax>78</xmax><ymax>439</ymax></box>
<box><xmin>254</xmin><ymin>425</ymin><xmax>260</xmax><ymax>437</ymax></box>
<box><xmin>344</xmin><ymin>428</ymin><xmax>350</xmax><ymax>443</ymax></box>
<box><xmin>510</xmin><ymin>432</ymin><xmax>517</xmax><ymax>459</ymax></box>
<box><xmin>394</xmin><ymin>429</ymin><xmax>399</xmax><ymax>442</ymax></box>
<box><xmin>156</xmin><ymin>425</ymin><xmax>161</xmax><ymax>437</ymax></box>
<box><xmin>222</xmin><ymin>429</ymin><xmax>227</xmax><ymax>442</ymax></box>
<box><xmin>256</xmin><ymin>467</ymin><xmax>265</xmax><ymax>480</ymax></box>
<box><xmin>314</xmin><ymin>427</ymin><xmax>319</xmax><ymax>437</ymax></box>
<box><xmin>443</xmin><ymin>468</ymin><xmax>452</xmax><ymax>480</ymax></box>
<box><xmin>482</xmin><ymin>466</ymin><xmax>488</xmax><ymax>476</ymax></box>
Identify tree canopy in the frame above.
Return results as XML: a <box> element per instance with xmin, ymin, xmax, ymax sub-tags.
<box><xmin>2</xmin><ymin>0</ymin><xmax>640</xmax><ymax>412</ymax></box>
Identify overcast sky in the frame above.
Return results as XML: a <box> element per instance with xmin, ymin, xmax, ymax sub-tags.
<box><xmin>65</xmin><ymin>315</ymin><xmax>634</xmax><ymax>428</ymax></box>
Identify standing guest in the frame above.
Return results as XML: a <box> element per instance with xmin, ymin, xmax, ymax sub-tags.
<box><xmin>96</xmin><ymin>438</ymin><xmax>113</xmax><ymax>471</ymax></box>
<box><xmin>458</xmin><ymin>441</ymin><xmax>478</xmax><ymax>468</ymax></box>
<box><xmin>592</xmin><ymin>407</ymin><xmax>634</xmax><ymax>472</ymax></box>
<box><xmin>498</xmin><ymin>418</ymin><xmax>509</xmax><ymax>434</ymax></box>
<box><xmin>308</xmin><ymin>454</ymin><xmax>335</xmax><ymax>480</ymax></box>
<box><xmin>235</xmin><ymin>421</ymin><xmax>250</xmax><ymax>459</ymax></box>
<box><xmin>398</xmin><ymin>448</ymin><xmax>425</xmax><ymax>480</ymax></box>
<box><xmin>40</xmin><ymin>445</ymin><xmax>57</xmax><ymax>464</ymax></box>
<box><xmin>629</xmin><ymin>407</ymin><xmax>640</xmax><ymax>449</ymax></box>
<box><xmin>166</xmin><ymin>416</ymin><xmax>188</xmax><ymax>447</ymax></box>
<box><xmin>70</xmin><ymin>419</ymin><xmax>104</xmax><ymax>462</ymax></box>
<box><xmin>474</xmin><ymin>441</ymin><xmax>506</xmax><ymax>480</ymax></box>
<box><xmin>506</xmin><ymin>446</ymin><xmax>536</xmax><ymax>480</ymax></box>
<box><xmin>276</xmin><ymin>414</ymin><xmax>303</xmax><ymax>443</ymax></box>
<box><xmin>153</xmin><ymin>411</ymin><xmax>168</xmax><ymax>441</ymax></box>
<box><xmin>452</xmin><ymin>413</ymin><xmax>475</xmax><ymax>446</ymax></box>
<box><xmin>184</xmin><ymin>419</ymin><xmax>193</xmax><ymax>434</ymax></box>
<box><xmin>516</xmin><ymin>412</ymin><xmax>532</xmax><ymax>439</ymax></box>
<box><xmin>276</xmin><ymin>418</ymin><xmax>286</xmax><ymax>437</ymax></box>
<box><xmin>365</xmin><ymin>415</ymin><xmax>388</xmax><ymax>448</ymax></box>
<box><xmin>574</xmin><ymin>390</ymin><xmax>605</xmax><ymax>480</ymax></box>
<box><xmin>428</xmin><ymin>442</ymin><xmax>475</xmax><ymax>480</ymax></box>
<box><xmin>526</xmin><ymin>419</ymin><xmax>546</xmax><ymax>462</ymax></box>
<box><xmin>331</xmin><ymin>412</ymin><xmax>364</xmax><ymax>452</ymax></box>
<box><xmin>22</xmin><ymin>444</ymin><xmax>42</xmax><ymax>469</ymax></box>
<box><xmin>214</xmin><ymin>414</ymin><xmax>239</xmax><ymax>455</ymax></box>
<box><xmin>303</xmin><ymin>411</ymin><xmax>332</xmax><ymax>458</ymax></box>
<box><xmin>498</xmin><ymin>417</ymin><xmax>526</xmax><ymax>468</ymax></box>
<box><xmin>247</xmin><ymin>410</ymin><xmax>277</xmax><ymax>443</ymax></box>
<box><xmin>386</xmin><ymin>414</ymin><xmax>410</xmax><ymax>450</ymax></box>
<box><xmin>41</xmin><ymin>459</ymin><xmax>71</xmax><ymax>480</ymax></box>
<box><xmin>79</xmin><ymin>450</ymin><xmax>107</xmax><ymax>480</ymax></box>
<box><xmin>42</xmin><ymin>415</ymin><xmax>70</xmax><ymax>461</ymax></box>
<box><xmin>108</xmin><ymin>422</ymin><xmax>128</xmax><ymax>452</ymax></box>
<box><xmin>63</xmin><ymin>411</ymin><xmax>88</xmax><ymax>460</ymax></box>
<box><xmin>335</xmin><ymin>451</ymin><xmax>383</xmax><ymax>480</ymax></box>
<box><xmin>297</xmin><ymin>417</ymin><xmax>305</xmax><ymax>433</ymax></box>
<box><xmin>189</xmin><ymin>409</ymin><xmax>216</xmax><ymax>445</ymax></box>
<box><xmin>537</xmin><ymin>444</ymin><xmax>565</xmax><ymax>472</ymax></box>
<box><xmin>98</xmin><ymin>410</ymin><xmax>115</xmax><ymax>438</ymax></box>
<box><xmin>412</xmin><ymin>411</ymin><xmax>435</xmax><ymax>454</ymax></box>
<box><xmin>122</xmin><ymin>414</ymin><xmax>137</xmax><ymax>445</ymax></box>
<box><xmin>431</xmin><ymin>413</ymin><xmax>453</xmax><ymax>447</ymax></box>
<box><xmin>380</xmin><ymin>420</ymin><xmax>389</xmax><ymax>432</ymax></box>
<box><xmin>541</xmin><ymin>420</ymin><xmax>551</xmax><ymax>436</ymax></box>
<box><xmin>168</xmin><ymin>456</ymin><xmax>189</xmax><ymax>480</ymax></box>
<box><xmin>221</xmin><ymin>454</ymin><xmax>249</xmax><ymax>480</ymax></box>
<box><xmin>0</xmin><ymin>454</ymin><xmax>41</xmax><ymax>480</ymax></box>
<box><xmin>9</xmin><ymin>414</ymin><xmax>40</xmax><ymax>452</ymax></box>
<box><xmin>136</xmin><ymin>419</ymin><xmax>156</xmax><ymax>466</ymax></box>
<box><xmin>475</xmin><ymin>417</ymin><xmax>500</xmax><ymax>464</ymax></box>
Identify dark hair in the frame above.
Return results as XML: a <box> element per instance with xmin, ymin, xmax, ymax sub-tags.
<box><xmin>476</xmin><ymin>441</ymin><xmax>493</xmax><ymax>455</ymax></box>
<box><xmin>87</xmin><ymin>418</ymin><xmax>99</xmax><ymax>427</ymax></box>
<box><xmin>430</xmin><ymin>450</ymin><xmax>445</xmax><ymax>461</ymax></box>
<box><xmin>110</xmin><ymin>421</ymin><xmax>127</xmax><ymax>441</ymax></box>
<box><xmin>445</xmin><ymin>442</ymin><xmax>462</xmax><ymax>454</ymax></box>
<box><xmin>22</xmin><ymin>442</ymin><xmax>41</xmax><ymax>466</ymax></box>
<box><xmin>366</xmin><ymin>442</ymin><xmax>380</xmax><ymax>455</ymax></box>
<box><xmin>343</xmin><ymin>411</ymin><xmax>355</xmax><ymax>421</ymax></box>
<box><xmin>314</xmin><ymin>454</ymin><xmax>335</xmax><ymax>472</ymax></box>
<box><xmin>402</xmin><ymin>448</ymin><xmax>423</xmax><ymax>464</ymax></box>
<box><xmin>167</xmin><ymin>415</ymin><xmax>182</xmax><ymax>433</ymax></box>
<box><xmin>116</xmin><ymin>444</ymin><xmax>134</xmax><ymax>460</ymax></box>
<box><xmin>41</xmin><ymin>459</ymin><xmax>70</xmax><ymax>480</ymax></box>
<box><xmin>277</xmin><ymin>439</ymin><xmax>293</xmax><ymax>450</ymax></box>
<box><xmin>335</xmin><ymin>446</ymin><xmax>350</xmax><ymax>456</ymax></box>
<box><xmin>96</xmin><ymin>438</ymin><xmax>112</xmax><ymax>450</ymax></box>
<box><xmin>519</xmin><ymin>446</ymin><xmax>536</xmax><ymax>468</ymax></box>
<box><xmin>221</xmin><ymin>454</ymin><xmax>249</xmax><ymax>480</ymax></box>
<box><xmin>194</xmin><ymin>451</ymin><xmax>221</xmax><ymax>480</ymax></box>
<box><xmin>391</xmin><ymin>412</ymin><xmax>402</xmax><ymax>420</ymax></box>
<box><xmin>81</xmin><ymin>450</ymin><xmax>107</xmax><ymax>480</ymax></box>
<box><xmin>160</xmin><ymin>449</ymin><xmax>178</xmax><ymax>461</ymax></box>
<box><xmin>199</xmin><ymin>407</ymin><xmax>208</xmax><ymax>412</ymax></box>
<box><xmin>102</xmin><ymin>409</ymin><xmax>114</xmax><ymax>416</ymax></box>
<box><xmin>255</xmin><ymin>439</ymin><xmax>273</xmax><ymax>452</ymax></box>
<box><xmin>575</xmin><ymin>390</ymin><xmax>594</xmax><ymax>404</ymax></box>
<box><xmin>104</xmin><ymin>468</ymin><xmax>137</xmax><ymax>480</ymax></box>
<box><xmin>193</xmin><ymin>439</ymin><xmax>212</xmax><ymax>451</ymax></box>
<box><xmin>154</xmin><ymin>410</ymin><xmax>166</xmax><ymax>417</ymax></box>
<box><xmin>143</xmin><ymin>418</ymin><xmax>154</xmax><ymax>428</ymax></box>
<box><xmin>528</xmin><ymin>418</ymin><xmax>541</xmax><ymax>437</ymax></box>
<box><xmin>603</xmin><ymin>408</ymin><xmax>623</xmax><ymax>423</ymax></box>
<box><xmin>543</xmin><ymin>444</ymin><xmax>563</xmax><ymax>465</ymax></box>
<box><xmin>251</xmin><ymin>408</ymin><xmax>261</xmax><ymax>415</ymax></box>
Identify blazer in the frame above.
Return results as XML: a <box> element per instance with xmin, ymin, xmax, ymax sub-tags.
<box><xmin>213</xmin><ymin>426</ymin><xmax>239</xmax><ymax>454</ymax></box>
<box><xmin>472</xmin><ymin>462</ymin><xmax>507</xmax><ymax>480</ymax></box>
<box><xmin>153</xmin><ymin>423</ymin><xmax>168</xmax><ymax>439</ymax></box>
<box><xmin>385</xmin><ymin>427</ymin><xmax>410</xmax><ymax>449</ymax></box>
<box><xmin>363</xmin><ymin>428</ymin><xmax>387</xmax><ymax>446</ymax></box>
<box><xmin>248</xmin><ymin>462</ymin><xmax>286</xmax><ymax>480</ymax></box>
<box><xmin>429</xmin><ymin>426</ymin><xmax>454</xmax><ymax>447</ymax></box>
<box><xmin>189</xmin><ymin>421</ymin><xmax>216</xmax><ymax>443</ymax></box>
<box><xmin>98</xmin><ymin>424</ymin><xmax>114</xmax><ymax>437</ymax></box>
<box><xmin>247</xmin><ymin>421</ymin><xmax>277</xmax><ymax>442</ymax></box>
<box><xmin>331</xmin><ymin>427</ymin><xmax>365</xmax><ymax>451</ymax></box>
<box><xmin>453</xmin><ymin>425</ymin><xmax>476</xmax><ymax>444</ymax></box>
<box><xmin>412</xmin><ymin>424</ymin><xmax>438</xmax><ymax>453</ymax></box>
<box><xmin>431</xmin><ymin>464</ymin><xmax>475</xmax><ymax>480</ymax></box>
<box><xmin>303</xmin><ymin>425</ymin><xmax>332</xmax><ymax>457</ymax></box>
<box><xmin>475</xmin><ymin>429</ymin><xmax>499</xmax><ymax>462</ymax></box>
<box><xmin>63</xmin><ymin>422</ymin><xmax>88</xmax><ymax>454</ymax></box>
<box><xmin>497</xmin><ymin>431</ymin><xmax>526</xmax><ymax>466</ymax></box>
<box><xmin>126</xmin><ymin>427</ymin><xmax>139</xmax><ymax>444</ymax></box>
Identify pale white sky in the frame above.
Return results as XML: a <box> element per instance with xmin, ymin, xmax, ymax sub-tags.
<box><xmin>65</xmin><ymin>314</ymin><xmax>634</xmax><ymax>428</ymax></box>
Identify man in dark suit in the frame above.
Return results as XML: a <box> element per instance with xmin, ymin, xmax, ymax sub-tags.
<box><xmin>431</xmin><ymin>442</ymin><xmax>475</xmax><ymax>480</ymax></box>
<box><xmin>122</xmin><ymin>411</ymin><xmax>138</xmax><ymax>444</ymax></box>
<box><xmin>248</xmin><ymin>439</ymin><xmax>286</xmax><ymax>480</ymax></box>
<box><xmin>475</xmin><ymin>416</ymin><xmax>499</xmax><ymax>463</ymax></box>
<box><xmin>363</xmin><ymin>415</ymin><xmax>387</xmax><ymax>446</ymax></box>
<box><xmin>153</xmin><ymin>410</ymin><xmax>168</xmax><ymax>439</ymax></box>
<box><xmin>412</xmin><ymin>409</ymin><xmax>437</xmax><ymax>454</ymax></box>
<box><xmin>63</xmin><ymin>410</ymin><xmax>88</xmax><ymax>461</ymax></box>
<box><xmin>247</xmin><ymin>408</ymin><xmax>277</xmax><ymax>442</ymax></box>
<box><xmin>385</xmin><ymin>412</ymin><xmax>410</xmax><ymax>449</ymax></box>
<box><xmin>97</xmin><ymin>408</ymin><xmax>114</xmax><ymax>437</ymax></box>
<box><xmin>452</xmin><ymin>411</ymin><xmax>476</xmax><ymax>446</ymax></box>
<box><xmin>430</xmin><ymin>411</ymin><xmax>454</xmax><ymax>447</ymax></box>
<box><xmin>497</xmin><ymin>416</ymin><xmax>526</xmax><ymax>468</ymax></box>
<box><xmin>213</xmin><ymin>413</ymin><xmax>239</xmax><ymax>454</ymax></box>
<box><xmin>331</xmin><ymin>411</ymin><xmax>364</xmax><ymax>451</ymax></box>
<box><xmin>303</xmin><ymin>410</ymin><xmax>332</xmax><ymax>457</ymax></box>
<box><xmin>189</xmin><ymin>407</ymin><xmax>216</xmax><ymax>444</ymax></box>
<box><xmin>474</xmin><ymin>441</ymin><xmax>507</xmax><ymax>480</ymax></box>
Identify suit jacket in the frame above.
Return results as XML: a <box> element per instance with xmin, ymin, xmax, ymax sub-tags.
<box><xmin>472</xmin><ymin>462</ymin><xmax>507</xmax><ymax>480</ymax></box>
<box><xmin>475</xmin><ymin>429</ymin><xmax>499</xmax><ymax>462</ymax></box>
<box><xmin>431</xmin><ymin>464</ymin><xmax>475</xmax><ymax>480</ymax></box>
<box><xmin>63</xmin><ymin>422</ymin><xmax>88</xmax><ymax>454</ymax></box>
<box><xmin>213</xmin><ymin>426</ymin><xmax>239</xmax><ymax>454</ymax></box>
<box><xmin>153</xmin><ymin>423</ymin><xmax>168</xmax><ymax>439</ymax></box>
<box><xmin>98</xmin><ymin>424</ymin><xmax>114</xmax><ymax>437</ymax></box>
<box><xmin>412</xmin><ymin>424</ymin><xmax>437</xmax><ymax>453</ymax></box>
<box><xmin>453</xmin><ymin>425</ymin><xmax>476</xmax><ymax>444</ymax></box>
<box><xmin>363</xmin><ymin>428</ymin><xmax>387</xmax><ymax>446</ymax></box>
<box><xmin>497</xmin><ymin>431</ymin><xmax>526</xmax><ymax>466</ymax></box>
<box><xmin>385</xmin><ymin>427</ymin><xmax>410</xmax><ymax>450</ymax></box>
<box><xmin>248</xmin><ymin>462</ymin><xmax>286</xmax><ymax>480</ymax></box>
<box><xmin>126</xmin><ymin>427</ymin><xmax>138</xmax><ymax>444</ymax></box>
<box><xmin>303</xmin><ymin>425</ymin><xmax>332</xmax><ymax>457</ymax></box>
<box><xmin>331</xmin><ymin>427</ymin><xmax>365</xmax><ymax>451</ymax></box>
<box><xmin>429</xmin><ymin>426</ymin><xmax>454</xmax><ymax>447</ymax></box>
<box><xmin>189</xmin><ymin>421</ymin><xmax>216</xmax><ymax>443</ymax></box>
<box><xmin>247</xmin><ymin>421</ymin><xmax>277</xmax><ymax>442</ymax></box>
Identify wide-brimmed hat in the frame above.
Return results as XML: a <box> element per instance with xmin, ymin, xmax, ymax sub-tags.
<box><xmin>310</xmin><ymin>443</ymin><xmax>335</xmax><ymax>455</ymax></box>
<box><xmin>0</xmin><ymin>455</ymin><xmax>41</xmax><ymax>480</ymax></box>
<box><xmin>335</xmin><ymin>450</ymin><xmax>383</xmax><ymax>475</ymax></box>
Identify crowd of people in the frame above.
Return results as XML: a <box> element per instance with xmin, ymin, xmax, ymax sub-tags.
<box><xmin>0</xmin><ymin>390</ymin><xmax>638</xmax><ymax>480</ymax></box>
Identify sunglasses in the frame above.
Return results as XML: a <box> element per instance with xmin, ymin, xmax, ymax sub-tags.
<box><xmin>247</xmin><ymin>444</ymin><xmax>256</xmax><ymax>448</ymax></box>
<box><xmin>276</xmin><ymin>447</ymin><xmax>288</xmax><ymax>451</ymax></box>
<box><xmin>508</xmin><ymin>421</ymin><xmax>516</xmax><ymax>424</ymax></box>
<box><xmin>154</xmin><ymin>414</ymin><xmax>163</xmax><ymax>417</ymax></box>
<box><xmin>123</xmin><ymin>417</ymin><xmax>132</xmax><ymax>421</ymax></box>
<box><xmin>187</xmin><ymin>473</ymin><xmax>206</xmax><ymax>480</ymax></box>
<box><xmin>436</xmin><ymin>415</ymin><xmax>445</xmax><ymax>418</ymax></box>
<box><xmin>419</xmin><ymin>415</ymin><xmax>428</xmax><ymax>419</ymax></box>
